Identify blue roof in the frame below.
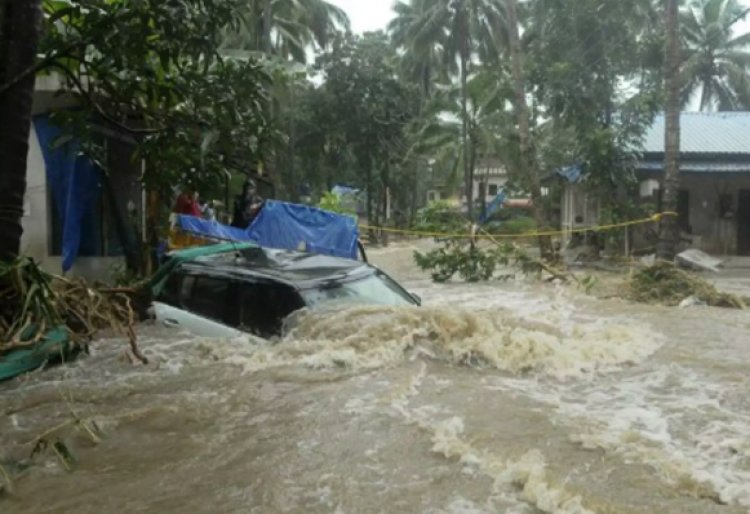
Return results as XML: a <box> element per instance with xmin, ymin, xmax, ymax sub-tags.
<box><xmin>642</xmin><ymin>112</ymin><xmax>750</xmax><ymax>155</ymax></box>
<box><xmin>557</xmin><ymin>164</ymin><xmax>583</xmax><ymax>182</ymax></box>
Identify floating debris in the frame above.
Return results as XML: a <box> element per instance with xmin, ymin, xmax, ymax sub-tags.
<box><xmin>0</xmin><ymin>258</ymin><xmax>146</xmax><ymax>381</ymax></box>
<box><xmin>627</xmin><ymin>261</ymin><xmax>744</xmax><ymax>309</ymax></box>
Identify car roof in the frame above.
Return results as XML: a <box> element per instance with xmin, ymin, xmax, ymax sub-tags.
<box><xmin>178</xmin><ymin>247</ymin><xmax>372</xmax><ymax>288</ymax></box>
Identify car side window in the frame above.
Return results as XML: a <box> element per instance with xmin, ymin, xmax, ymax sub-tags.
<box><xmin>239</xmin><ymin>282</ymin><xmax>304</xmax><ymax>338</ymax></box>
<box><xmin>184</xmin><ymin>275</ymin><xmax>232</xmax><ymax>323</ymax></box>
<box><xmin>180</xmin><ymin>275</ymin><xmax>196</xmax><ymax>305</ymax></box>
<box><xmin>159</xmin><ymin>271</ymin><xmax>182</xmax><ymax>306</ymax></box>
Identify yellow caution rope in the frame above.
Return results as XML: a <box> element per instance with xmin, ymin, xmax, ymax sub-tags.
<box><xmin>359</xmin><ymin>212</ymin><xmax>678</xmax><ymax>240</ymax></box>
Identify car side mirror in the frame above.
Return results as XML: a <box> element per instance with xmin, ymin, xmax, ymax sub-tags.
<box><xmin>411</xmin><ymin>292</ymin><xmax>422</xmax><ymax>306</ymax></box>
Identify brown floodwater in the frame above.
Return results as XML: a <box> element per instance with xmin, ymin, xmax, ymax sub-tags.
<box><xmin>1</xmin><ymin>242</ymin><xmax>749</xmax><ymax>513</ymax></box>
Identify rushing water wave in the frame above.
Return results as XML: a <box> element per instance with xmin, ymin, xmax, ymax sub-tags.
<box><xmin>1</xmin><ymin>243</ymin><xmax>749</xmax><ymax>513</ymax></box>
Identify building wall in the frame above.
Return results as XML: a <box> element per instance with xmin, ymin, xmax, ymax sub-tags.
<box><xmin>20</xmin><ymin>125</ymin><xmax>128</xmax><ymax>282</ymax></box>
<box><xmin>679</xmin><ymin>174</ymin><xmax>750</xmax><ymax>255</ymax></box>
<box><xmin>560</xmin><ymin>183</ymin><xmax>601</xmax><ymax>247</ymax></box>
<box><xmin>472</xmin><ymin>174</ymin><xmax>508</xmax><ymax>205</ymax></box>
<box><xmin>560</xmin><ymin>174</ymin><xmax>750</xmax><ymax>255</ymax></box>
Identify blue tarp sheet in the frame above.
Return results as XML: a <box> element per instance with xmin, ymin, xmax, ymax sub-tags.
<box><xmin>479</xmin><ymin>190</ymin><xmax>507</xmax><ymax>225</ymax></box>
<box><xmin>248</xmin><ymin>201</ymin><xmax>359</xmax><ymax>259</ymax></box>
<box><xmin>176</xmin><ymin>216</ymin><xmax>249</xmax><ymax>242</ymax></box>
<box><xmin>176</xmin><ymin>200</ymin><xmax>360</xmax><ymax>260</ymax></box>
<box><xmin>34</xmin><ymin>115</ymin><xmax>101</xmax><ymax>272</ymax></box>
<box><xmin>557</xmin><ymin>164</ymin><xmax>584</xmax><ymax>183</ymax></box>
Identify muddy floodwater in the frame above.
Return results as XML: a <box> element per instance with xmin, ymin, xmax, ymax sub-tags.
<box><xmin>2</xmin><ymin>243</ymin><xmax>750</xmax><ymax>514</ymax></box>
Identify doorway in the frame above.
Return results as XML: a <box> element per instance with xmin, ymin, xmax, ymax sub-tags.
<box><xmin>738</xmin><ymin>190</ymin><xmax>750</xmax><ymax>255</ymax></box>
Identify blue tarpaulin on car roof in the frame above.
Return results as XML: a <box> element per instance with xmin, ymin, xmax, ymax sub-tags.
<box><xmin>175</xmin><ymin>201</ymin><xmax>359</xmax><ymax>260</ymax></box>
<box><xmin>247</xmin><ymin>201</ymin><xmax>359</xmax><ymax>259</ymax></box>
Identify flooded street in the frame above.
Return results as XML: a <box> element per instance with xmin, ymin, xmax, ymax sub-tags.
<box><xmin>2</xmin><ymin>243</ymin><xmax>750</xmax><ymax>514</ymax></box>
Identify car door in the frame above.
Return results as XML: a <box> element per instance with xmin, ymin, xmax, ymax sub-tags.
<box><xmin>154</xmin><ymin>272</ymin><xmax>244</xmax><ymax>338</ymax></box>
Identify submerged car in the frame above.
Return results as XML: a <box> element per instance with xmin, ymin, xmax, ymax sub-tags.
<box><xmin>151</xmin><ymin>245</ymin><xmax>420</xmax><ymax>339</ymax></box>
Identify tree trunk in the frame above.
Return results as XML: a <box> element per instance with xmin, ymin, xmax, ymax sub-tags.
<box><xmin>365</xmin><ymin>153</ymin><xmax>374</xmax><ymax>242</ymax></box>
<box><xmin>658</xmin><ymin>0</ymin><xmax>681</xmax><ymax>261</ymax></box>
<box><xmin>262</xmin><ymin>0</ymin><xmax>273</xmax><ymax>55</ymax></box>
<box><xmin>288</xmin><ymin>82</ymin><xmax>298</xmax><ymax>202</ymax></box>
<box><xmin>459</xmin><ymin>21</ymin><xmax>473</xmax><ymax>221</ymax></box>
<box><xmin>0</xmin><ymin>0</ymin><xmax>43</xmax><ymax>261</ymax></box>
<box><xmin>506</xmin><ymin>0</ymin><xmax>553</xmax><ymax>260</ymax></box>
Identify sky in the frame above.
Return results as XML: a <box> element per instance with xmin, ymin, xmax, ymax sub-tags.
<box><xmin>327</xmin><ymin>0</ymin><xmax>396</xmax><ymax>34</ymax></box>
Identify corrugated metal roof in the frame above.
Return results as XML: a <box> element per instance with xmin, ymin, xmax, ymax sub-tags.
<box><xmin>642</xmin><ymin>112</ymin><xmax>750</xmax><ymax>154</ymax></box>
<box><xmin>637</xmin><ymin>161</ymin><xmax>750</xmax><ymax>173</ymax></box>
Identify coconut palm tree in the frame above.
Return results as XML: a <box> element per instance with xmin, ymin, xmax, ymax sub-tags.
<box><xmin>389</xmin><ymin>0</ymin><xmax>506</xmax><ymax>220</ymax></box>
<box><xmin>0</xmin><ymin>0</ymin><xmax>44</xmax><ymax>260</ymax></box>
<box><xmin>682</xmin><ymin>0</ymin><xmax>750</xmax><ymax>110</ymax></box>
<box><xmin>389</xmin><ymin>0</ymin><xmax>451</xmax><ymax>99</ymax></box>
<box><xmin>659</xmin><ymin>0</ymin><xmax>682</xmax><ymax>260</ymax></box>
<box><xmin>224</xmin><ymin>0</ymin><xmax>350</xmax><ymax>62</ymax></box>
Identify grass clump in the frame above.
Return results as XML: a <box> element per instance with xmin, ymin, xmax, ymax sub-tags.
<box><xmin>627</xmin><ymin>261</ymin><xmax>744</xmax><ymax>308</ymax></box>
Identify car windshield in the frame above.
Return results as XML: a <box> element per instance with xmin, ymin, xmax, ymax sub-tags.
<box><xmin>301</xmin><ymin>272</ymin><xmax>415</xmax><ymax>308</ymax></box>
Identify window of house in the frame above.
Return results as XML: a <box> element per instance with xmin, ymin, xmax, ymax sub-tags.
<box><xmin>488</xmin><ymin>184</ymin><xmax>499</xmax><ymax>197</ymax></box>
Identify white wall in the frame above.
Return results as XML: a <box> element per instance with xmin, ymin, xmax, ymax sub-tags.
<box><xmin>470</xmin><ymin>174</ymin><xmax>509</xmax><ymax>206</ymax></box>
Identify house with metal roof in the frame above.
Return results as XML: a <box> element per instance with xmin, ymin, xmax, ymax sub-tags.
<box><xmin>558</xmin><ymin>112</ymin><xmax>750</xmax><ymax>255</ymax></box>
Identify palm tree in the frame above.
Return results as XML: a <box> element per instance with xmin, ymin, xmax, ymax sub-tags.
<box><xmin>390</xmin><ymin>0</ymin><xmax>506</xmax><ymax>220</ymax></box>
<box><xmin>224</xmin><ymin>0</ymin><xmax>350</xmax><ymax>62</ymax></box>
<box><xmin>682</xmin><ymin>0</ymin><xmax>750</xmax><ymax>110</ymax></box>
<box><xmin>659</xmin><ymin>0</ymin><xmax>682</xmax><ymax>260</ymax></box>
<box><xmin>389</xmin><ymin>0</ymin><xmax>451</xmax><ymax>99</ymax></box>
<box><xmin>0</xmin><ymin>0</ymin><xmax>43</xmax><ymax>260</ymax></box>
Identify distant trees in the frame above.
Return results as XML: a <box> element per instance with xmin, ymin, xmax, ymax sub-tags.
<box><xmin>682</xmin><ymin>0</ymin><xmax>750</xmax><ymax>110</ymax></box>
<box><xmin>223</xmin><ymin>0</ymin><xmax>350</xmax><ymax>61</ymax></box>
<box><xmin>291</xmin><ymin>33</ymin><xmax>420</xmax><ymax>228</ymax></box>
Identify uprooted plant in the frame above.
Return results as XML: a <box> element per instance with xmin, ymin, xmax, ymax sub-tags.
<box><xmin>627</xmin><ymin>261</ymin><xmax>745</xmax><ymax>308</ymax></box>
<box><xmin>0</xmin><ymin>257</ymin><xmax>147</xmax><ymax>364</ymax></box>
<box><xmin>414</xmin><ymin>239</ymin><xmax>585</xmax><ymax>286</ymax></box>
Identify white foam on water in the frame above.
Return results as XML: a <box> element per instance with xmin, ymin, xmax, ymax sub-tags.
<box><xmin>486</xmin><ymin>365</ymin><xmax>750</xmax><ymax>508</ymax></box>
<box><xmin>201</xmin><ymin>305</ymin><xmax>660</xmax><ymax>380</ymax></box>
<box><xmin>415</xmin><ymin>416</ymin><xmax>596</xmax><ymax>514</ymax></box>
<box><xmin>423</xmin><ymin>496</ymin><xmax>490</xmax><ymax>514</ymax></box>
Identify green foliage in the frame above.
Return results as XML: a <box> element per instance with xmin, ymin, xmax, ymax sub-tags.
<box><xmin>414</xmin><ymin>241</ymin><xmax>502</xmax><ymax>282</ymax></box>
<box><xmin>682</xmin><ymin>0</ymin><xmax>750</xmax><ymax>111</ymax></box>
<box><xmin>526</xmin><ymin>0</ymin><xmax>661</xmax><ymax>202</ymax></box>
<box><xmin>290</xmin><ymin>33</ymin><xmax>420</xmax><ymax>220</ymax></box>
<box><xmin>37</xmin><ymin>0</ymin><xmax>276</xmax><ymax>195</ymax></box>
<box><xmin>412</xmin><ymin>200</ymin><xmax>467</xmax><ymax>233</ymax></box>
<box><xmin>318</xmin><ymin>191</ymin><xmax>356</xmax><ymax>217</ymax></box>
<box><xmin>487</xmin><ymin>216</ymin><xmax>537</xmax><ymax>235</ymax></box>
<box><xmin>414</xmin><ymin>240</ymin><xmax>557</xmax><ymax>283</ymax></box>
<box><xmin>222</xmin><ymin>0</ymin><xmax>350</xmax><ymax>62</ymax></box>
